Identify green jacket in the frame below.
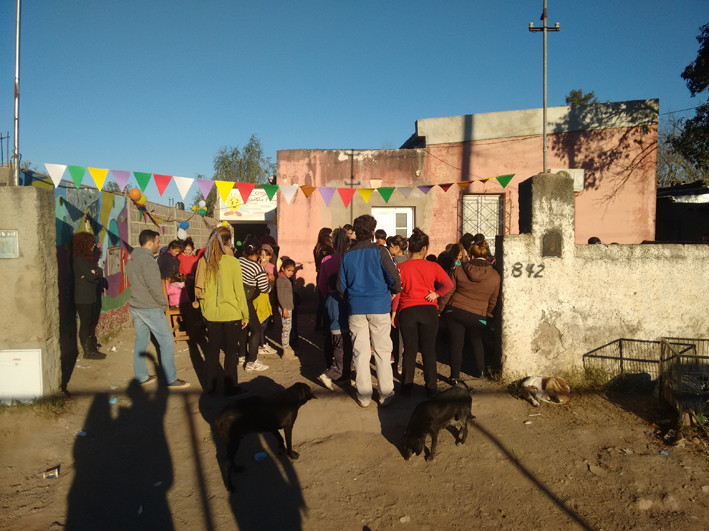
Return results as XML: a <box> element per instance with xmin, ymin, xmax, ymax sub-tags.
<box><xmin>197</xmin><ymin>255</ymin><xmax>249</xmax><ymax>323</ymax></box>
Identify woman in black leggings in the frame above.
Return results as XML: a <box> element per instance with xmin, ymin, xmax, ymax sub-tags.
<box><xmin>392</xmin><ymin>228</ymin><xmax>453</xmax><ymax>397</ymax></box>
<box><xmin>438</xmin><ymin>240</ymin><xmax>500</xmax><ymax>383</ymax></box>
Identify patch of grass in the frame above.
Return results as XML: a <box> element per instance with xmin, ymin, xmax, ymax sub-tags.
<box><xmin>0</xmin><ymin>394</ymin><xmax>71</xmax><ymax>418</ymax></box>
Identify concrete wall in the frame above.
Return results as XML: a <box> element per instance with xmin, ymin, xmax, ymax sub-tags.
<box><xmin>498</xmin><ymin>173</ymin><xmax>709</xmax><ymax>378</ymax></box>
<box><xmin>277</xmin><ymin>100</ymin><xmax>658</xmax><ymax>286</ymax></box>
<box><xmin>0</xmin><ymin>186</ymin><xmax>61</xmax><ymax>397</ymax></box>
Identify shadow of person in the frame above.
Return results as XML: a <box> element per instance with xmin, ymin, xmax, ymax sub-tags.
<box><xmin>377</xmin><ymin>395</ymin><xmax>419</xmax><ymax>459</ymax></box>
<box><xmin>65</xmin><ymin>373</ymin><xmax>174</xmax><ymax>530</ymax></box>
<box><xmin>198</xmin><ymin>376</ymin><xmax>306</xmax><ymax>531</ymax></box>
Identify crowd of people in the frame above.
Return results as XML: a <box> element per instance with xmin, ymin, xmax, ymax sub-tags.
<box><xmin>72</xmin><ymin>215</ymin><xmax>501</xmax><ymax>404</ymax></box>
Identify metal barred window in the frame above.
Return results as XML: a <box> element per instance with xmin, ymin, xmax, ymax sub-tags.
<box><xmin>461</xmin><ymin>195</ymin><xmax>504</xmax><ymax>253</ymax></box>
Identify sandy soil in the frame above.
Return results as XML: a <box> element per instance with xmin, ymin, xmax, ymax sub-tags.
<box><xmin>2</xmin><ymin>307</ymin><xmax>709</xmax><ymax>531</ymax></box>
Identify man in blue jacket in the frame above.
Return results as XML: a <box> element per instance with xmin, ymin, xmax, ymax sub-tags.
<box><xmin>338</xmin><ymin>214</ymin><xmax>401</xmax><ymax>407</ymax></box>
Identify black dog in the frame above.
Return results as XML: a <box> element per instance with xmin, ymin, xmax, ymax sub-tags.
<box><xmin>215</xmin><ymin>382</ymin><xmax>317</xmax><ymax>491</ymax></box>
<box><xmin>402</xmin><ymin>385</ymin><xmax>474</xmax><ymax>462</ymax></box>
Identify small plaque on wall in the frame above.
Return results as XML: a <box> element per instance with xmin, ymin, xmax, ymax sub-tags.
<box><xmin>542</xmin><ymin>230</ymin><xmax>562</xmax><ymax>257</ymax></box>
<box><xmin>0</xmin><ymin>230</ymin><xmax>19</xmax><ymax>259</ymax></box>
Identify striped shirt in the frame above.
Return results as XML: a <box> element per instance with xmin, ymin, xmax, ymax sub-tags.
<box><xmin>238</xmin><ymin>256</ymin><xmax>271</xmax><ymax>294</ymax></box>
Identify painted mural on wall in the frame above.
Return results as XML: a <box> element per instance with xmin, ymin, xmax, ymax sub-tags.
<box><xmin>29</xmin><ymin>175</ymin><xmax>131</xmax><ymax>337</ymax></box>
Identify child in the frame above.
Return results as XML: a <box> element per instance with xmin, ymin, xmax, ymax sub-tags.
<box><xmin>255</xmin><ymin>244</ymin><xmax>277</xmax><ymax>355</ymax></box>
<box><xmin>166</xmin><ymin>273</ymin><xmax>189</xmax><ymax>308</ymax></box>
<box><xmin>318</xmin><ymin>274</ymin><xmax>352</xmax><ymax>390</ymax></box>
<box><xmin>178</xmin><ymin>237</ymin><xmax>199</xmax><ymax>275</ymax></box>
<box><xmin>276</xmin><ymin>259</ymin><xmax>297</xmax><ymax>359</ymax></box>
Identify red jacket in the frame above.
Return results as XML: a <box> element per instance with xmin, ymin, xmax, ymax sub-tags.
<box><xmin>392</xmin><ymin>259</ymin><xmax>453</xmax><ymax>313</ymax></box>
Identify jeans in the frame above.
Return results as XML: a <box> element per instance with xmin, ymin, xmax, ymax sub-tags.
<box><xmin>349</xmin><ymin>313</ymin><xmax>394</xmax><ymax>404</ymax></box>
<box><xmin>76</xmin><ymin>302</ymin><xmax>97</xmax><ymax>354</ymax></box>
<box><xmin>324</xmin><ymin>331</ymin><xmax>352</xmax><ymax>381</ymax></box>
<box><xmin>280</xmin><ymin>308</ymin><xmax>292</xmax><ymax>348</ymax></box>
<box><xmin>443</xmin><ymin>306</ymin><xmax>487</xmax><ymax>379</ymax></box>
<box><xmin>399</xmin><ymin>305</ymin><xmax>439</xmax><ymax>392</ymax></box>
<box><xmin>130</xmin><ymin>307</ymin><xmax>177</xmax><ymax>384</ymax></box>
<box><xmin>238</xmin><ymin>299</ymin><xmax>261</xmax><ymax>363</ymax></box>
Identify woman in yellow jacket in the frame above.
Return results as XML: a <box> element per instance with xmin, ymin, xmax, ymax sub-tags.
<box><xmin>194</xmin><ymin>227</ymin><xmax>249</xmax><ymax>397</ymax></box>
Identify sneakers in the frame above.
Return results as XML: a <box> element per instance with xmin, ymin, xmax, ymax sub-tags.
<box><xmin>261</xmin><ymin>343</ymin><xmax>278</xmax><ymax>355</ymax></box>
<box><xmin>167</xmin><ymin>378</ymin><xmax>191</xmax><ymax>389</ymax></box>
<box><xmin>354</xmin><ymin>394</ymin><xmax>371</xmax><ymax>408</ymax></box>
<box><xmin>238</xmin><ymin>356</ymin><xmax>246</xmax><ymax>365</ymax></box>
<box><xmin>140</xmin><ymin>375</ymin><xmax>158</xmax><ymax>386</ymax></box>
<box><xmin>318</xmin><ymin>373</ymin><xmax>334</xmax><ymax>391</ymax></box>
<box><xmin>245</xmin><ymin>359</ymin><xmax>269</xmax><ymax>372</ymax></box>
<box><xmin>84</xmin><ymin>351</ymin><xmax>106</xmax><ymax>360</ymax></box>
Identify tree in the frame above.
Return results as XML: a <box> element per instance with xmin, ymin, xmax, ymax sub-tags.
<box><xmin>657</xmin><ymin>113</ymin><xmax>709</xmax><ymax>187</ymax></box>
<box><xmin>103</xmin><ymin>181</ymin><xmax>129</xmax><ymax>194</ymax></box>
<box><xmin>565</xmin><ymin>89</ymin><xmax>598</xmax><ymax>106</ymax></box>
<box><xmin>191</xmin><ymin>135</ymin><xmax>275</xmax><ymax>217</ymax></box>
<box><xmin>669</xmin><ymin>24</ymin><xmax>709</xmax><ymax>172</ymax></box>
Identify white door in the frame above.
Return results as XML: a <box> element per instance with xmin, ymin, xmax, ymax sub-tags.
<box><xmin>371</xmin><ymin>207</ymin><xmax>414</xmax><ymax>238</ymax></box>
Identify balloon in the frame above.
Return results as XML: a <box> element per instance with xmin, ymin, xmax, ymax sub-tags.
<box><xmin>177</xmin><ymin>228</ymin><xmax>187</xmax><ymax>240</ymax></box>
<box><xmin>236</xmin><ymin>241</ymin><xmax>242</xmax><ymax>247</ymax></box>
<box><xmin>221</xmin><ymin>221</ymin><xmax>229</xmax><ymax>227</ymax></box>
<box><xmin>199</xmin><ymin>208</ymin><xmax>206</xmax><ymax>215</ymax></box>
<box><xmin>198</xmin><ymin>200</ymin><xmax>206</xmax><ymax>208</ymax></box>
<box><xmin>191</xmin><ymin>205</ymin><xmax>199</xmax><ymax>212</ymax></box>
<box><xmin>128</xmin><ymin>188</ymin><xmax>141</xmax><ymax>201</ymax></box>
<box><xmin>179</xmin><ymin>221</ymin><xmax>189</xmax><ymax>230</ymax></box>
<box><xmin>136</xmin><ymin>194</ymin><xmax>147</xmax><ymax>205</ymax></box>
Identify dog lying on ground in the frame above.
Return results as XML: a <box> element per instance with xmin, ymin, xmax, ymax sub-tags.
<box><xmin>215</xmin><ymin>382</ymin><xmax>317</xmax><ymax>491</ymax></box>
<box><xmin>519</xmin><ymin>376</ymin><xmax>571</xmax><ymax>407</ymax></box>
<box><xmin>402</xmin><ymin>384</ymin><xmax>474</xmax><ymax>462</ymax></box>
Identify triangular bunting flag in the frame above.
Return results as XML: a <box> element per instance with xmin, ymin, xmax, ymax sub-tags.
<box><xmin>479</xmin><ymin>177</ymin><xmax>495</xmax><ymax>183</ymax></box>
<box><xmin>397</xmin><ymin>187</ymin><xmax>414</xmax><ymax>198</ymax></box>
<box><xmin>153</xmin><ymin>174</ymin><xmax>172</xmax><ymax>196</ymax></box>
<box><xmin>456</xmin><ymin>181</ymin><xmax>473</xmax><ymax>190</ymax></box>
<box><xmin>417</xmin><ymin>185</ymin><xmax>433</xmax><ymax>195</ymax></box>
<box><xmin>215</xmin><ymin>181</ymin><xmax>235</xmax><ymax>203</ymax></box>
<box><xmin>280</xmin><ymin>185</ymin><xmax>299</xmax><ymax>205</ymax></box>
<box><xmin>44</xmin><ymin>163</ymin><xmax>66</xmax><ymax>188</ymax></box>
<box><xmin>439</xmin><ymin>183</ymin><xmax>454</xmax><ymax>192</ymax></box>
<box><xmin>377</xmin><ymin>187</ymin><xmax>395</xmax><ymax>203</ymax></box>
<box><xmin>196</xmin><ymin>178</ymin><xmax>214</xmax><ymax>198</ymax></box>
<box><xmin>300</xmin><ymin>185</ymin><xmax>317</xmax><ymax>198</ymax></box>
<box><xmin>496</xmin><ymin>174</ymin><xmax>515</xmax><ymax>188</ymax></box>
<box><xmin>317</xmin><ymin>187</ymin><xmax>336</xmax><ymax>206</ymax></box>
<box><xmin>172</xmin><ymin>176</ymin><xmax>194</xmax><ymax>200</ymax></box>
<box><xmin>88</xmin><ymin>168</ymin><xmax>109</xmax><ymax>191</ymax></box>
<box><xmin>358</xmin><ymin>189</ymin><xmax>375</xmax><ymax>203</ymax></box>
<box><xmin>110</xmin><ymin>170</ymin><xmax>131</xmax><ymax>190</ymax></box>
<box><xmin>133</xmin><ymin>172</ymin><xmax>152</xmax><ymax>192</ymax></box>
<box><xmin>261</xmin><ymin>184</ymin><xmax>279</xmax><ymax>201</ymax></box>
<box><xmin>67</xmin><ymin>166</ymin><xmax>87</xmax><ymax>189</ymax></box>
<box><xmin>236</xmin><ymin>182</ymin><xmax>256</xmax><ymax>204</ymax></box>
<box><xmin>337</xmin><ymin>188</ymin><xmax>357</xmax><ymax>208</ymax></box>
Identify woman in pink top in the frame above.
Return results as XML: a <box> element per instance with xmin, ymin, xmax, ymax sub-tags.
<box><xmin>317</xmin><ymin>228</ymin><xmax>350</xmax><ymax>299</ymax></box>
<box><xmin>392</xmin><ymin>228</ymin><xmax>453</xmax><ymax>398</ymax></box>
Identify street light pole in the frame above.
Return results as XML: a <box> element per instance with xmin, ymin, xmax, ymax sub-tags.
<box><xmin>529</xmin><ymin>0</ymin><xmax>559</xmax><ymax>174</ymax></box>
<box><xmin>13</xmin><ymin>0</ymin><xmax>22</xmax><ymax>186</ymax></box>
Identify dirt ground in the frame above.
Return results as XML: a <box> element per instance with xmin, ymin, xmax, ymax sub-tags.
<box><xmin>2</xmin><ymin>305</ymin><xmax>709</xmax><ymax>531</ymax></box>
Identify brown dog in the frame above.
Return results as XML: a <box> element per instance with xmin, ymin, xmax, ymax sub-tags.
<box><xmin>519</xmin><ymin>376</ymin><xmax>571</xmax><ymax>407</ymax></box>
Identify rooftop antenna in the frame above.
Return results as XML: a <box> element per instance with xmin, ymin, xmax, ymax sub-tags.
<box><xmin>529</xmin><ymin>0</ymin><xmax>560</xmax><ymax>173</ymax></box>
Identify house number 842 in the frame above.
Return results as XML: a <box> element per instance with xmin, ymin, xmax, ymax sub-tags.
<box><xmin>511</xmin><ymin>262</ymin><xmax>544</xmax><ymax>278</ymax></box>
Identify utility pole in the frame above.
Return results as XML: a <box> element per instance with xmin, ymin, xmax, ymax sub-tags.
<box><xmin>13</xmin><ymin>0</ymin><xmax>22</xmax><ymax>185</ymax></box>
<box><xmin>529</xmin><ymin>0</ymin><xmax>559</xmax><ymax>174</ymax></box>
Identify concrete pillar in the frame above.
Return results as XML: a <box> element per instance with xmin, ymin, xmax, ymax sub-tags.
<box><xmin>0</xmin><ymin>186</ymin><xmax>61</xmax><ymax>399</ymax></box>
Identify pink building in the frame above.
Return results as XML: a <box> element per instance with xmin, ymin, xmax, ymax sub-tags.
<box><xmin>277</xmin><ymin>100</ymin><xmax>658</xmax><ymax>286</ymax></box>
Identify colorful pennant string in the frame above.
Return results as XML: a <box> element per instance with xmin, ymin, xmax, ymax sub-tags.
<box><xmin>457</xmin><ymin>181</ymin><xmax>473</xmax><ymax>190</ymax></box>
<box><xmin>44</xmin><ymin>163</ymin><xmax>66</xmax><ymax>188</ymax></box>
<box><xmin>88</xmin><ymin>168</ymin><xmax>108</xmax><ymax>191</ymax></box>
<box><xmin>261</xmin><ymin>184</ymin><xmax>279</xmax><ymax>201</ymax></box>
<box><xmin>417</xmin><ymin>185</ymin><xmax>433</xmax><ymax>195</ymax></box>
<box><xmin>496</xmin><ymin>174</ymin><xmax>514</xmax><ymax>188</ymax></box>
<box><xmin>337</xmin><ymin>188</ymin><xmax>356</xmax><ymax>208</ymax></box>
<box><xmin>133</xmin><ymin>172</ymin><xmax>152</xmax><ymax>192</ymax></box>
<box><xmin>358</xmin><ymin>188</ymin><xmax>375</xmax><ymax>203</ymax></box>
<box><xmin>300</xmin><ymin>185</ymin><xmax>317</xmax><ymax>198</ymax></box>
<box><xmin>172</xmin><ymin>176</ymin><xmax>194</xmax><ymax>200</ymax></box>
<box><xmin>377</xmin><ymin>187</ymin><xmax>395</xmax><ymax>203</ymax></box>
<box><xmin>318</xmin><ymin>187</ymin><xmax>336</xmax><ymax>206</ymax></box>
<box><xmin>67</xmin><ymin>166</ymin><xmax>86</xmax><ymax>189</ymax></box>
<box><xmin>236</xmin><ymin>182</ymin><xmax>256</xmax><ymax>203</ymax></box>
<box><xmin>438</xmin><ymin>183</ymin><xmax>454</xmax><ymax>193</ymax></box>
<box><xmin>280</xmin><ymin>185</ymin><xmax>299</xmax><ymax>204</ymax></box>
<box><xmin>215</xmin><ymin>181</ymin><xmax>235</xmax><ymax>203</ymax></box>
<box><xmin>397</xmin><ymin>187</ymin><xmax>414</xmax><ymax>198</ymax></box>
<box><xmin>196</xmin><ymin>178</ymin><xmax>214</xmax><ymax>198</ymax></box>
<box><xmin>110</xmin><ymin>170</ymin><xmax>131</xmax><ymax>190</ymax></box>
<box><xmin>152</xmin><ymin>174</ymin><xmax>172</xmax><ymax>196</ymax></box>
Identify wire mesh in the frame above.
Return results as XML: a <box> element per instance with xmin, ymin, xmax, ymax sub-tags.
<box><xmin>582</xmin><ymin>339</ymin><xmax>661</xmax><ymax>382</ymax></box>
<box><xmin>660</xmin><ymin>338</ymin><xmax>709</xmax><ymax>418</ymax></box>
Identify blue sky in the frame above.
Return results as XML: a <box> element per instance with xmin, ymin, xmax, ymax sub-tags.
<box><xmin>1</xmin><ymin>1</ymin><xmax>707</xmax><ymax>204</ymax></box>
